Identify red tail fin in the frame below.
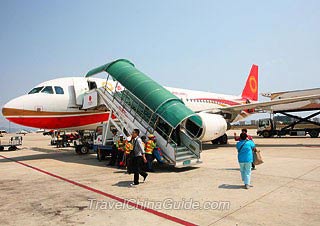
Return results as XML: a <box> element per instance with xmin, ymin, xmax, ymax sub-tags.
<box><xmin>241</xmin><ymin>64</ymin><xmax>258</xmax><ymax>101</ymax></box>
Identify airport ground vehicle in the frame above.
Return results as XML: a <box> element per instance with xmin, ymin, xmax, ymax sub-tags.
<box><xmin>0</xmin><ymin>130</ymin><xmax>7</xmax><ymax>137</ymax></box>
<box><xmin>258</xmin><ymin>89</ymin><xmax>320</xmax><ymax>138</ymax></box>
<box><xmin>257</xmin><ymin>115</ymin><xmax>320</xmax><ymax>138</ymax></box>
<box><xmin>73</xmin><ymin>125</ymin><xmax>114</xmax><ymax>159</ymax></box>
<box><xmin>74</xmin><ymin>130</ymin><xmax>95</xmax><ymax>154</ymax></box>
<box><xmin>95</xmin><ymin>139</ymin><xmax>113</xmax><ymax>161</ymax></box>
<box><xmin>16</xmin><ymin>130</ymin><xmax>28</xmax><ymax>135</ymax></box>
<box><xmin>43</xmin><ymin>130</ymin><xmax>54</xmax><ymax>136</ymax></box>
<box><xmin>50</xmin><ymin>131</ymin><xmax>79</xmax><ymax>146</ymax></box>
<box><xmin>0</xmin><ymin>136</ymin><xmax>23</xmax><ymax>151</ymax></box>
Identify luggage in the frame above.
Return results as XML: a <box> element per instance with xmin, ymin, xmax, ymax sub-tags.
<box><xmin>253</xmin><ymin>150</ymin><xmax>264</xmax><ymax>165</ymax></box>
<box><xmin>153</xmin><ymin>148</ymin><xmax>165</xmax><ymax>163</ymax></box>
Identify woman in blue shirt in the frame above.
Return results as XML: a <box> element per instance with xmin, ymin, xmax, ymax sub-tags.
<box><xmin>236</xmin><ymin>133</ymin><xmax>257</xmax><ymax>189</ymax></box>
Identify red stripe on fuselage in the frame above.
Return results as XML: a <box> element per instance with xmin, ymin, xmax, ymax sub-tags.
<box><xmin>7</xmin><ymin>113</ymin><xmax>110</xmax><ymax>129</ymax></box>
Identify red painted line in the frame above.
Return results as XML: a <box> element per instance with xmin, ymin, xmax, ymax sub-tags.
<box><xmin>0</xmin><ymin>154</ymin><xmax>197</xmax><ymax>226</ymax></box>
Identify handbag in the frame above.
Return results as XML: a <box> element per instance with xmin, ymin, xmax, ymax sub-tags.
<box><xmin>253</xmin><ymin>150</ymin><xmax>264</xmax><ymax>165</ymax></box>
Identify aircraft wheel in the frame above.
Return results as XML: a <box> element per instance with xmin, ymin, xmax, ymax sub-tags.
<box><xmin>219</xmin><ymin>134</ymin><xmax>228</xmax><ymax>145</ymax></box>
<box><xmin>211</xmin><ymin>138</ymin><xmax>219</xmax><ymax>144</ymax></box>
<box><xmin>309</xmin><ymin>130</ymin><xmax>319</xmax><ymax>138</ymax></box>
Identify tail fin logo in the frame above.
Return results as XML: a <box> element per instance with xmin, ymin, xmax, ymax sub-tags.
<box><xmin>249</xmin><ymin>76</ymin><xmax>257</xmax><ymax>93</ymax></box>
<box><xmin>241</xmin><ymin>64</ymin><xmax>258</xmax><ymax>101</ymax></box>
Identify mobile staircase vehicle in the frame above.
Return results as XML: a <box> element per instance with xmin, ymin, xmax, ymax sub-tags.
<box><xmin>82</xmin><ymin>59</ymin><xmax>203</xmax><ymax>167</ymax></box>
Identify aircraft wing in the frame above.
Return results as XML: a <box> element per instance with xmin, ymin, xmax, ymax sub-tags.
<box><xmin>212</xmin><ymin>94</ymin><xmax>320</xmax><ymax>112</ymax></box>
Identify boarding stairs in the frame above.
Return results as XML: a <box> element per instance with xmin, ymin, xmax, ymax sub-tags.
<box><xmin>82</xmin><ymin>61</ymin><xmax>202</xmax><ymax>167</ymax></box>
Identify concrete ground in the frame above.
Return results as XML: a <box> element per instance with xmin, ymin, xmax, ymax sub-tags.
<box><xmin>0</xmin><ymin>130</ymin><xmax>319</xmax><ymax>226</ymax></box>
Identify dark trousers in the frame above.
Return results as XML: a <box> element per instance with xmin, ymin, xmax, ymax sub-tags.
<box><xmin>117</xmin><ymin>151</ymin><xmax>124</xmax><ymax>166</ymax></box>
<box><xmin>133</xmin><ymin>156</ymin><xmax>148</xmax><ymax>185</ymax></box>
<box><xmin>146</xmin><ymin>154</ymin><xmax>154</xmax><ymax>171</ymax></box>
<box><xmin>109</xmin><ymin>145</ymin><xmax>117</xmax><ymax>165</ymax></box>
<box><xmin>127</xmin><ymin>154</ymin><xmax>133</xmax><ymax>174</ymax></box>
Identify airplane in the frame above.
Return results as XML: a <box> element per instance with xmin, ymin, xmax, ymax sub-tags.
<box><xmin>2</xmin><ymin>64</ymin><xmax>320</xmax><ymax>143</ymax></box>
<box><xmin>261</xmin><ymin>88</ymin><xmax>320</xmax><ymax>112</ymax></box>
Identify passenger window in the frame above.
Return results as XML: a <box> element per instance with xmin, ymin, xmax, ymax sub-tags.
<box><xmin>54</xmin><ymin>86</ymin><xmax>64</xmax><ymax>94</ymax></box>
<box><xmin>41</xmin><ymin>86</ymin><xmax>54</xmax><ymax>94</ymax></box>
<box><xmin>28</xmin><ymin>86</ymin><xmax>44</xmax><ymax>94</ymax></box>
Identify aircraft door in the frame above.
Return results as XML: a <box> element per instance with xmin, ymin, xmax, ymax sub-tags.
<box><xmin>73</xmin><ymin>79</ymin><xmax>89</xmax><ymax>106</ymax></box>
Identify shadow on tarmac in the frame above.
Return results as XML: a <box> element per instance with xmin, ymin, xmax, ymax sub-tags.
<box><xmin>0</xmin><ymin>149</ymin><xmax>200</xmax><ymax>173</ymax></box>
<box><xmin>219</xmin><ymin>168</ymin><xmax>240</xmax><ymax>171</ymax></box>
<box><xmin>112</xmin><ymin>180</ymin><xmax>133</xmax><ymax>187</ymax></box>
<box><xmin>218</xmin><ymin>184</ymin><xmax>244</xmax><ymax>189</ymax></box>
<box><xmin>0</xmin><ymin>150</ymin><xmax>109</xmax><ymax>168</ymax></box>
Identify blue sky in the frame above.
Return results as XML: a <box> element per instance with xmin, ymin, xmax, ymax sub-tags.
<box><xmin>0</xmin><ymin>0</ymin><xmax>319</xmax><ymax>129</ymax></box>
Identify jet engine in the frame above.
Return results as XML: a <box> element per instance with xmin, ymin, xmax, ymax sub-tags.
<box><xmin>185</xmin><ymin>112</ymin><xmax>227</xmax><ymax>142</ymax></box>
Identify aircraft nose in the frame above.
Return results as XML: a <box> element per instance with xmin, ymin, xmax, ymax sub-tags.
<box><xmin>2</xmin><ymin>97</ymin><xmax>24</xmax><ymax>118</ymax></box>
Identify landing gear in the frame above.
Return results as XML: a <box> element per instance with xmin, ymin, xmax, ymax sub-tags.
<box><xmin>211</xmin><ymin>139</ymin><xmax>219</xmax><ymax>144</ymax></box>
<box><xmin>211</xmin><ymin>133</ymin><xmax>228</xmax><ymax>145</ymax></box>
<box><xmin>219</xmin><ymin>134</ymin><xmax>228</xmax><ymax>144</ymax></box>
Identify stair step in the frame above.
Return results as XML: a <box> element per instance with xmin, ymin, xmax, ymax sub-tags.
<box><xmin>176</xmin><ymin>154</ymin><xmax>197</xmax><ymax>162</ymax></box>
<box><xmin>176</xmin><ymin>146</ymin><xmax>188</xmax><ymax>152</ymax></box>
<box><xmin>176</xmin><ymin>151</ymin><xmax>192</xmax><ymax>156</ymax></box>
<box><xmin>96</xmin><ymin>88</ymin><xmax>202</xmax><ymax>167</ymax></box>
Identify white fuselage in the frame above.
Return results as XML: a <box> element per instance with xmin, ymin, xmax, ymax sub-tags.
<box><xmin>2</xmin><ymin>77</ymin><xmax>251</xmax><ymax>131</ymax></box>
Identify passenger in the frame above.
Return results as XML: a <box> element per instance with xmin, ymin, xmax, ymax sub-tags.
<box><xmin>234</xmin><ymin>128</ymin><xmax>253</xmax><ymax>141</ymax></box>
<box><xmin>140</xmin><ymin>135</ymin><xmax>146</xmax><ymax>168</ymax></box>
<box><xmin>236</xmin><ymin>133</ymin><xmax>257</xmax><ymax>189</ymax></box>
<box><xmin>56</xmin><ymin>132</ymin><xmax>62</xmax><ymax>148</ymax></box>
<box><xmin>141</xmin><ymin>136</ymin><xmax>147</xmax><ymax>147</ymax></box>
<box><xmin>124</xmin><ymin>136</ymin><xmax>134</xmax><ymax>173</ymax></box>
<box><xmin>234</xmin><ymin>128</ymin><xmax>255</xmax><ymax>170</ymax></box>
<box><xmin>130</xmin><ymin>129</ymin><xmax>148</xmax><ymax>186</ymax></box>
<box><xmin>108</xmin><ymin>129</ymin><xmax>119</xmax><ymax>166</ymax></box>
<box><xmin>145</xmin><ymin>134</ymin><xmax>156</xmax><ymax>172</ymax></box>
<box><xmin>116</xmin><ymin>135</ymin><xmax>126</xmax><ymax>168</ymax></box>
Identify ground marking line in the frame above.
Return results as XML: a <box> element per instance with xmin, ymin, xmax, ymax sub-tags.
<box><xmin>0</xmin><ymin>154</ymin><xmax>197</xmax><ymax>226</ymax></box>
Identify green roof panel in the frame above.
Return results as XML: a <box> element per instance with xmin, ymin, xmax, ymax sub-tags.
<box><xmin>85</xmin><ymin>59</ymin><xmax>202</xmax><ymax>128</ymax></box>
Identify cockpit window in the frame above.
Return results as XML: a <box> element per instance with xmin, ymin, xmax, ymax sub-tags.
<box><xmin>54</xmin><ymin>86</ymin><xmax>64</xmax><ymax>94</ymax></box>
<box><xmin>41</xmin><ymin>86</ymin><xmax>54</xmax><ymax>94</ymax></box>
<box><xmin>28</xmin><ymin>86</ymin><xmax>44</xmax><ymax>94</ymax></box>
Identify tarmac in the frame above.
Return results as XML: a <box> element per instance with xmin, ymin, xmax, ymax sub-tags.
<box><xmin>0</xmin><ymin>130</ymin><xmax>319</xmax><ymax>226</ymax></box>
